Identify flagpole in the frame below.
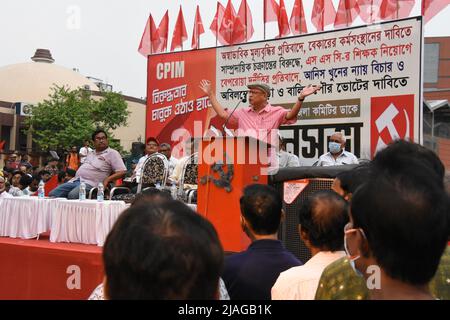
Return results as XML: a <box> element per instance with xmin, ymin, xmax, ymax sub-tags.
<box><xmin>396</xmin><ymin>0</ymin><xmax>399</xmax><ymax>19</ymax></box>
<box><xmin>321</xmin><ymin>0</ymin><xmax>325</xmax><ymax>31</ymax></box>
<box><xmin>264</xmin><ymin>0</ymin><xmax>266</xmax><ymax>40</ymax></box>
<box><xmin>346</xmin><ymin>0</ymin><xmax>350</xmax><ymax>27</ymax></box>
<box><xmin>300</xmin><ymin>0</ymin><xmax>303</xmax><ymax>34</ymax></box>
<box><xmin>149</xmin><ymin>13</ymin><xmax>152</xmax><ymax>54</ymax></box>
<box><xmin>370</xmin><ymin>0</ymin><xmax>373</xmax><ymax>24</ymax></box>
<box><xmin>245</xmin><ymin>0</ymin><xmax>248</xmax><ymax>42</ymax></box>
<box><xmin>216</xmin><ymin>2</ymin><xmax>219</xmax><ymax>47</ymax></box>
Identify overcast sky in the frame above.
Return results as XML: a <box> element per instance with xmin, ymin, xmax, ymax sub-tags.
<box><xmin>0</xmin><ymin>0</ymin><xmax>448</xmax><ymax>99</ymax></box>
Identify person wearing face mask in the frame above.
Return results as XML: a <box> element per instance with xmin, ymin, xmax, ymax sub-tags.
<box><xmin>315</xmin><ymin>140</ymin><xmax>450</xmax><ymax>300</ymax></box>
<box><xmin>316</xmin><ymin>132</ymin><xmax>359</xmax><ymax>167</ymax></box>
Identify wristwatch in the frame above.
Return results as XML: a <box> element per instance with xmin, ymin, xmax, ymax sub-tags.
<box><xmin>298</xmin><ymin>96</ymin><xmax>305</xmax><ymax>102</ymax></box>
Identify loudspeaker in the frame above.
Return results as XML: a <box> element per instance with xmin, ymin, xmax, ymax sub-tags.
<box><xmin>270</xmin><ymin>165</ymin><xmax>358</xmax><ymax>263</ymax></box>
<box><xmin>277</xmin><ymin>178</ymin><xmax>334</xmax><ymax>263</ymax></box>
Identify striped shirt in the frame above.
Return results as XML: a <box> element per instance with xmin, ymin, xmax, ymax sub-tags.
<box><xmin>227</xmin><ymin>104</ymin><xmax>296</xmax><ymax>144</ymax></box>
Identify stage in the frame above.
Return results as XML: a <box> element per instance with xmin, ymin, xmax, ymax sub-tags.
<box><xmin>0</xmin><ymin>234</ymin><xmax>103</xmax><ymax>300</ymax></box>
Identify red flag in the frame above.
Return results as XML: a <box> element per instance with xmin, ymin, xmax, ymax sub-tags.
<box><xmin>422</xmin><ymin>0</ymin><xmax>450</xmax><ymax>24</ymax></box>
<box><xmin>157</xmin><ymin>10</ymin><xmax>169</xmax><ymax>52</ymax></box>
<box><xmin>359</xmin><ymin>0</ymin><xmax>383</xmax><ymax>23</ymax></box>
<box><xmin>210</xmin><ymin>2</ymin><xmax>226</xmax><ymax>45</ymax></box>
<box><xmin>264</xmin><ymin>0</ymin><xmax>279</xmax><ymax>22</ymax></box>
<box><xmin>138</xmin><ymin>14</ymin><xmax>161</xmax><ymax>57</ymax></box>
<box><xmin>234</xmin><ymin>0</ymin><xmax>254</xmax><ymax>42</ymax></box>
<box><xmin>380</xmin><ymin>0</ymin><xmax>415</xmax><ymax>20</ymax></box>
<box><xmin>290</xmin><ymin>0</ymin><xmax>308</xmax><ymax>35</ymax></box>
<box><xmin>191</xmin><ymin>5</ymin><xmax>205</xmax><ymax>49</ymax></box>
<box><xmin>278</xmin><ymin>0</ymin><xmax>291</xmax><ymax>37</ymax></box>
<box><xmin>219</xmin><ymin>0</ymin><xmax>237</xmax><ymax>45</ymax></box>
<box><xmin>311</xmin><ymin>0</ymin><xmax>336</xmax><ymax>31</ymax></box>
<box><xmin>334</xmin><ymin>0</ymin><xmax>360</xmax><ymax>28</ymax></box>
<box><xmin>170</xmin><ymin>6</ymin><xmax>188</xmax><ymax>51</ymax></box>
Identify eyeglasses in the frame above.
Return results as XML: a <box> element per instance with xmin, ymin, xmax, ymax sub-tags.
<box><xmin>95</xmin><ymin>136</ymin><xmax>107</xmax><ymax>141</ymax></box>
<box><xmin>329</xmin><ymin>139</ymin><xmax>341</xmax><ymax>143</ymax></box>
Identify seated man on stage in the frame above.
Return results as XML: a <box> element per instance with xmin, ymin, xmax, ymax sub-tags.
<box><xmin>317</xmin><ymin>132</ymin><xmax>359</xmax><ymax>166</ymax></box>
<box><xmin>49</xmin><ymin>129</ymin><xmax>126</xmax><ymax>199</ymax></box>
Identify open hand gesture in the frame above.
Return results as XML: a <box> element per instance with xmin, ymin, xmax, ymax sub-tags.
<box><xmin>299</xmin><ymin>84</ymin><xmax>321</xmax><ymax>99</ymax></box>
<box><xmin>199</xmin><ymin>80</ymin><xmax>213</xmax><ymax>97</ymax></box>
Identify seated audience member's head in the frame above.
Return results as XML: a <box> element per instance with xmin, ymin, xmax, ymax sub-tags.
<box><xmin>18</xmin><ymin>174</ymin><xmax>33</xmax><ymax>191</ymax></box>
<box><xmin>11</xmin><ymin>170</ymin><xmax>23</xmax><ymax>188</ymax></box>
<box><xmin>46</xmin><ymin>157</ymin><xmax>58</xmax><ymax>167</ymax></box>
<box><xmin>332</xmin><ymin>165</ymin><xmax>371</xmax><ymax>201</ymax></box>
<box><xmin>19</xmin><ymin>165</ymin><xmax>28</xmax><ymax>174</ymax></box>
<box><xmin>145</xmin><ymin>137</ymin><xmax>159</xmax><ymax>155</ymax></box>
<box><xmin>103</xmin><ymin>201</ymin><xmax>223</xmax><ymax>299</ymax></box>
<box><xmin>298</xmin><ymin>190</ymin><xmax>348</xmax><ymax>254</ymax></box>
<box><xmin>65</xmin><ymin>168</ymin><xmax>76</xmax><ymax>182</ymax></box>
<box><xmin>239</xmin><ymin>184</ymin><xmax>283</xmax><ymax>240</ymax></box>
<box><xmin>28</xmin><ymin>175</ymin><xmax>40</xmax><ymax>192</ymax></box>
<box><xmin>39</xmin><ymin>170</ymin><xmax>52</xmax><ymax>183</ymax></box>
<box><xmin>131</xmin><ymin>187</ymin><xmax>173</xmax><ymax>207</ymax></box>
<box><xmin>347</xmin><ymin>141</ymin><xmax>449</xmax><ymax>299</ymax></box>
<box><xmin>159</xmin><ymin>143</ymin><xmax>172</xmax><ymax>159</ymax></box>
<box><xmin>57</xmin><ymin>171</ymin><xmax>66</xmax><ymax>184</ymax></box>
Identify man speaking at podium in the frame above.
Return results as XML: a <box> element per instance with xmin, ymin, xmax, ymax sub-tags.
<box><xmin>199</xmin><ymin>80</ymin><xmax>321</xmax><ymax>143</ymax></box>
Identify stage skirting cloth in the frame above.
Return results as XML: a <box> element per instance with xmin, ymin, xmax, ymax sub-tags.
<box><xmin>0</xmin><ymin>197</ymin><xmax>196</xmax><ymax>246</ymax></box>
<box><xmin>0</xmin><ymin>235</ymin><xmax>103</xmax><ymax>299</ymax></box>
<box><xmin>50</xmin><ymin>199</ymin><xmax>129</xmax><ymax>246</ymax></box>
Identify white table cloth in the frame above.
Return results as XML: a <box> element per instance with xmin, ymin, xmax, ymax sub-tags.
<box><xmin>49</xmin><ymin>199</ymin><xmax>129</xmax><ymax>246</ymax></box>
<box><xmin>0</xmin><ymin>197</ymin><xmax>56</xmax><ymax>239</ymax></box>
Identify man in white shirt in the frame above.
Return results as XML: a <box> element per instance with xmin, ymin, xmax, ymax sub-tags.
<box><xmin>278</xmin><ymin>136</ymin><xmax>300</xmax><ymax>168</ymax></box>
<box><xmin>79</xmin><ymin>140</ymin><xmax>93</xmax><ymax>164</ymax></box>
<box><xmin>317</xmin><ymin>132</ymin><xmax>359</xmax><ymax>166</ymax></box>
<box><xmin>272</xmin><ymin>190</ymin><xmax>348</xmax><ymax>300</ymax></box>
<box><xmin>159</xmin><ymin>143</ymin><xmax>179</xmax><ymax>176</ymax></box>
<box><xmin>169</xmin><ymin>139</ymin><xmax>197</xmax><ymax>190</ymax></box>
<box><xmin>0</xmin><ymin>176</ymin><xmax>13</xmax><ymax>198</ymax></box>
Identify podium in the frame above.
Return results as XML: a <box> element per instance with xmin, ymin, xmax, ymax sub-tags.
<box><xmin>197</xmin><ymin>136</ymin><xmax>269</xmax><ymax>253</ymax></box>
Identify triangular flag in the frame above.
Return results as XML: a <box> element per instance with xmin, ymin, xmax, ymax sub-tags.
<box><xmin>191</xmin><ymin>5</ymin><xmax>205</xmax><ymax>49</ymax></box>
<box><xmin>170</xmin><ymin>6</ymin><xmax>188</xmax><ymax>51</ymax></box>
<box><xmin>290</xmin><ymin>0</ymin><xmax>308</xmax><ymax>35</ymax></box>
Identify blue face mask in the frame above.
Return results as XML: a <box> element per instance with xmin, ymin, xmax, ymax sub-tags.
<box><xmin>329</xmin><ymin>141</ymin><xmax>341</xmax><ymax>154</ymax></box>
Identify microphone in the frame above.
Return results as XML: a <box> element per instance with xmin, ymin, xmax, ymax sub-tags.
<box><xmin>222</xmin><ymin>97</ymin><xmax>247</xmax><ymax>135</ymax></box>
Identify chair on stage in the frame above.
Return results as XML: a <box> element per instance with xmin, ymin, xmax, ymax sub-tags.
<box><xmin>177</xmin><ymin>152</ymin><xmax>198</xmax><ymax>204</ymax></box>
<box><xmin>109</xmin><ymin>153</ymin><xmax>169</xmax><ymax>203</ymax></box>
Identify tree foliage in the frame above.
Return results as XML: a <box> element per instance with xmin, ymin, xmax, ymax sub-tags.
<box><xmin>25</xmin><ymin>86</ymin><xmax>129</xmax><ymax>154</ymax></box>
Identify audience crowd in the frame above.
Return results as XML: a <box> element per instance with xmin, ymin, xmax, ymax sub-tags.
<box><xmin>1</xmin><ymin>133</ymin><xmax>449</xmax><ymax>300</ymax></box>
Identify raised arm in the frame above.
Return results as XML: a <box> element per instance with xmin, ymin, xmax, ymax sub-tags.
<box><xmin>199</xmin><ymin>80</ymin><xmax>228</xmax><ymax>120</ymax></box>
<box><xmin>285</xmin><ymin>84</ymin><xmax>322</xmax><ymax>121</ymax></box>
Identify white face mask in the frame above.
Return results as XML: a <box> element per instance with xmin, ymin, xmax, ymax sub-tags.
<box><xmin>344</xmin><ymin>224</ymin><xmax>367</xmax><ymax>278</ymax></box>
<box><xmin>344</xmin><ymin>234</ymin><xmax>364</xmax><ymax>277</ymax></box>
